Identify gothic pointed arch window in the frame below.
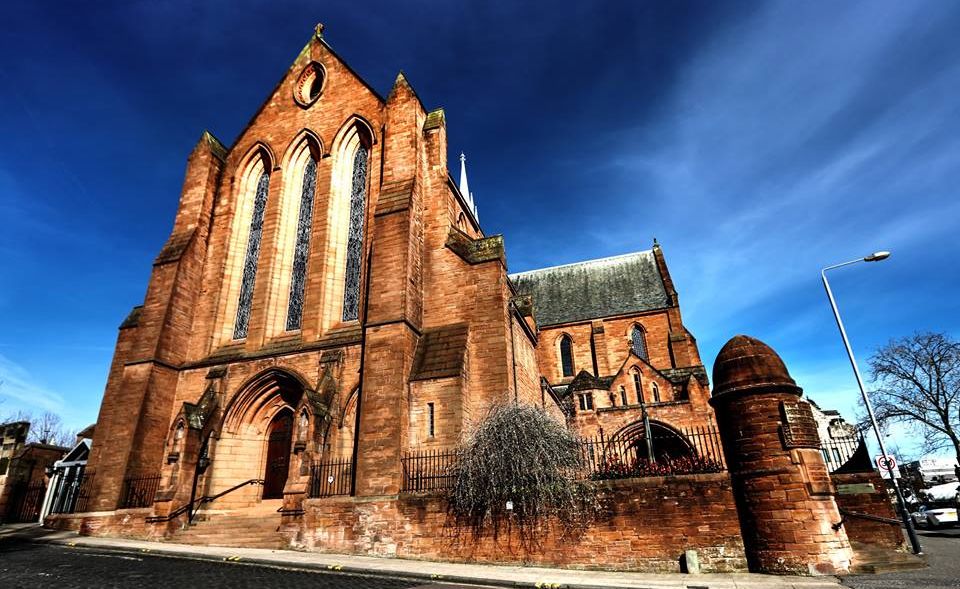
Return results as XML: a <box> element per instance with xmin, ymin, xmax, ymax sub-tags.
<box><xmin>559</xmin><ymin>334</ymin><xmax>575</xmax><ymax>377</ymax></box>
<box><xmin>630</xmin><ymin>325</ymin><xmax>648</xmax><ymax>361</ymax></box>
<box><xmin>325</xmin><ymin>121</ymin><xmax>373</xmax><ymax>327</ymax></box>
<box><xmin>222</xmin><ymin>151</ymin><xmax>273</xmax><ymax>342</ymax></box>
<box><xmin>632</xmin><ymin>368</ymin><xmax>644</xmax><ymax>404</ymax></box>
<box><xmin>272</xmin><ymin>136</ymin><xmax>321</xmax><ymax>335</ymax></box>
<box><xmin>342</xmin><ymin>144</ymin><xmax>369</xmax><ymax>321</ymax></box>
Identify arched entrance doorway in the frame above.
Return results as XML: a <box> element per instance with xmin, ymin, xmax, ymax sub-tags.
<box><xmin>263</xmin><ymin>409</ymin><xmax>293</xmax><ymax>498</ymax></box>
<box><xmin>213</xmin><ymin>369</ymin><xmax>308</xmax><ymax>505</ymax></box>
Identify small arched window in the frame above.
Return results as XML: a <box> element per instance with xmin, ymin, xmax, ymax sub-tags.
<box><xmin>630</xmin><ymin>325</ymin><xmax>648</xmax><ymax>360</ymax></box>
<box><xmin>619</xmin><ymin>386</ymin><xmax>628</xmax><ymax>406</ymax></box>
<box><xmin>632</xmin><ymin>369</ymin><xmax>644</xmax><ymax>404</ymax></box>
<box><xmin>651</xmin><ymin>382</ymin><xmax>661</xmax><ymax>403</ymax></box>
<box><xmin>559</xmin><ymin>335</ymin><xmax>574</xmax><ymax>377</ymax></box>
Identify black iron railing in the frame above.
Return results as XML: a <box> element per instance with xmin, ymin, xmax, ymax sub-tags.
<box><xmin>820</xmin><ymin>434</ymin><xmax>871</xmax><ymax>473</ymax></box>
<box><xmin>119</xmin><ymin>474</ymin><xmax>161</xmax><ymax>509</ymax></box>
<box><xmin>146</xmin><ymin>478</ymin><xmax>264</xmax><ymax>524</ymax></box>
<box><xmin>6</xmin><ymin>480</ymin><xmax>47</xmax><ymax>523</ymax></box>
<box><xmin>400</xmin><ymin>425</ymin><xmax>728</xmax><ymax>492</ymax></box>
<box><xmin>581</xmin><ymin>425</ymin><xmax>727</xmax><ymax>480</ymax></box>
<box><xmin>401</xmin><ymin>448</ymin><xmax>460</xmax><ymax>492</ymax></box>
<box><xmin>309</xmin><ymin>459</ymin><xmax>352</xmax><ymax>497</ymax></box>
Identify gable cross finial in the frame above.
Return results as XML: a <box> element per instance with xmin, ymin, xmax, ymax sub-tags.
<box><xmin>315</xmin><ymin>23</ymin><xmax>325</xmax><ymax>39</ymax></box>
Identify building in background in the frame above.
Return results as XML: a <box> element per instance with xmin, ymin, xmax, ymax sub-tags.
<box><xmin>902</xmin><ymin>457</ymin><xmax>959</xmax><ymax>486</ymax></box>
<box><xmin>0</xmin><ymin>420</ymin><xmax>67</xmax><ymax>523</ymax></box>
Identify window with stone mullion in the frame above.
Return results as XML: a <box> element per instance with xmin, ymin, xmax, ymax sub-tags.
<box><xmin>233</xmin><ymin>171</ymin><xmax>271</xmax><ymax>340</ymax></box>
<box><xmin>285</xmin><ymin>157</ymin><xmax>317</xmax><ymax>331</ymax></box>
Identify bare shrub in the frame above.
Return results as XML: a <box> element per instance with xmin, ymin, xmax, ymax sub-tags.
<box><xmin>446</xmin><ymin>403</ymin><xmax>599</xmax><ymax>546</ymax></box>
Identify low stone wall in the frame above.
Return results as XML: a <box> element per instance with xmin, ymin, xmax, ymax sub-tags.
<box><xmin>832</xmin><ymin>472</ymin><xmax>904</xmax><ymax>550</ymax></box>
<box><xmin>44</xmin><ymin>508</ymin><xmax>159</xmax><ymax>539</ymax></box>
<box><xmin>293</xmin><ymin>473</ymin><xmax>747</xmax><ymax>572</ymax></box>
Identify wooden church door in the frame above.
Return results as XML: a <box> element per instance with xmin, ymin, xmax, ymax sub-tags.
<box><xmin>263</xmin><ymin>410</ymin><xmax>293</xmax><ymax>499</ymax></box>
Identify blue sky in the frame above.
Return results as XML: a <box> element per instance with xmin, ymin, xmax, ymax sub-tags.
<box><xmin>1</xmin><ymin>2</ymin><xmax>958</xmax><ymax>456</ymax></box>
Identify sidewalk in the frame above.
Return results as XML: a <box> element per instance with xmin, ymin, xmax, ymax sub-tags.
<box><xmin>1</xmin><ymin>524</ymin><xmax>842</xmax><ymax>589</ymax></box>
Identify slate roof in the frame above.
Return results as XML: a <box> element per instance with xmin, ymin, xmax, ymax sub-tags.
<box><xmin>509</xmin><ymin>250</ymin><xmax>669</xmax><ymax>327</ymax></box>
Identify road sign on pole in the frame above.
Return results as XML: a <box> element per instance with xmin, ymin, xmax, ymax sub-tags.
<box><xmin>875</xmin><ymin>454</ymin><xmax>901</xmax><ymax>479</ymax></box>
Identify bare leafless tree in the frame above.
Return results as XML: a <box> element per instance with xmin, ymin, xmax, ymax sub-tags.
<box><xmin>447</xmin><ymin>403</ymin><xmax>600</xmax><ymax>547</ymax></box>
<box><xmin>27</xmin><ymin>411</ymin><xmax>74</xmax><ymax>447</ymax></box>
<box><xmin>868</xmin><ymin>332</ymin><xmax>960</xmax><ymax>478</ymax></box>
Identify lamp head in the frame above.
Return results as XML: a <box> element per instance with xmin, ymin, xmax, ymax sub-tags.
<box><xmin>864</xmin><ymin>251</ymin><xmax>891</xmax><ymax>262</ymax></box>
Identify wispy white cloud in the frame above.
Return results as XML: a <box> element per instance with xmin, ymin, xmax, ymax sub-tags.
<box><xmin>0</xmin><ymin>352</ymin><xmax>67</xmax><ymax>416</ymax></box>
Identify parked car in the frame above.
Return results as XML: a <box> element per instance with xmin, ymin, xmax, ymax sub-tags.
<box><xmin>912</xmin><ymin>505</ymin><xmax>958</xmax><ymax>528</ymax></box>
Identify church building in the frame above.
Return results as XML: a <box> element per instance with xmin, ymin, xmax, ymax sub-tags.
<box><xmin>49</xmin><ymin>26</ymin><xmax>882</xmax><ymax>575</ymax></box>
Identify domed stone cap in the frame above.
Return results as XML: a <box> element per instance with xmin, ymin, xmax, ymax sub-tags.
<box><xmin>711</xmin><ymin>335</ymin><xmax>802</xmax><ymax>400</ymax></box>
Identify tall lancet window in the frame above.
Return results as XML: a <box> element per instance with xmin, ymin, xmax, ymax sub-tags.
<box><xmin>559</xmin><ymin>334</ymin><xmax>574</xmax><ymax>377</ymax></box>
<box><xmin>233</xmin><ymin>168</ymin><xmax>271</xmax><ymax>339</ymax></box>
<box><xmin>342</xmin><ymin>145</ymin><xmax>369</xmax><ymax>321</ymax></box>
<box><xmin>285</xmin><ymin>157</ymin><xmax>317</xmax><ymax>331</ymax></box>
<box><xmin>630</xmin><ymin>325</ymin><xmax>648</xmax><ymax>360</ymax></box>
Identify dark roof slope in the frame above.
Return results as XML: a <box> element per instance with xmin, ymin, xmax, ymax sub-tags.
<box><xmin>509</xmin><ymin>250</ymin><xmax>669</xmax><ymax>327</ymax></box>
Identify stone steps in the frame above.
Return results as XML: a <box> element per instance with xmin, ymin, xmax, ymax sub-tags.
<box><xmin>848</xmin><ymin>543</ymin><xmax>927</xmax><ymax>574</ymax></box>
<box><xmin>165</xmin><ymin>504</ymin><xmax>285</xmax><ymax>550</ymax></box>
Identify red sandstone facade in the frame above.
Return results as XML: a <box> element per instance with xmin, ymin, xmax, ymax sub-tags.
<box><xmin>50</xmin><ymin>27</ymin><xmax>900</xmax><ymax>575</ymax></box>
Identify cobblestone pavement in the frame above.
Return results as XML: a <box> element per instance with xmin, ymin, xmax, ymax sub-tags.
<box><xmin>0</xmin><ymin>538</ymin><xmax>492</xmax><ymax>589</ymax></box>
<box><xmin>841</xmin><ymin>527</ymin><xmax>960</xmax><ymax>589</ymax></box>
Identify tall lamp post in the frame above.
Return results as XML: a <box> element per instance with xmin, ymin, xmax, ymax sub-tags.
<box><xmin>821</xmin><ymin>251</ymin><xmax>922</xmax><ymax>555</ymax></box>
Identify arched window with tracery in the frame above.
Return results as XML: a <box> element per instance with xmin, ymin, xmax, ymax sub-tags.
<box><xmin>228</xmin><ymin>152</ymin><xmax>272</xmax><ymax>341</ymax></box>
<box><xmin>275</xmin><ymin>137</ymin><xmax>320</xmax><ymax>333</ymax></box>
<box><xmin>559</xmin><ymin>334</ymin><xmax>574</xmax><ymax>377</ymax></box>
<box><xmin>342</xmin><ymin>144</ymin><xmax>369</xmax><ymax>321</ymax></box>
<box><xmin>630</xmin><ymin>325</ymin><xmax>648</xmax><ymax>360</ymax></box>
<box><xmin>325</xmin><ymin>121</ymin><xmax>372</xmax><ymax>327</ymax></box>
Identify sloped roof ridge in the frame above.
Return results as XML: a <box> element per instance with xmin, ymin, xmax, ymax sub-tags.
<box><xmin>510</xmin><ymin>249</ymin><xmax>655</xmax><ymax>278</ymax></box>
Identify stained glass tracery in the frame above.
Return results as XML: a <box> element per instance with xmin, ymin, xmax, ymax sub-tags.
<box><xmin>631</xmin><ymin>326</ymin><xmax>648</xmax><ymax>360</ymax></box>
<box><xmin>233</xmin><ymin>169</ymin><xmax>270</xmax><ymax>340</ymax></box>
<box><xmin>285</xmin><ymin>157</ymin><xmax>317</xmax><ymax>331</ymax></box>
<box><xmin>342</xmin><ymin>145</ymin><xmax>369</xmax><ymax>322</ymax></box>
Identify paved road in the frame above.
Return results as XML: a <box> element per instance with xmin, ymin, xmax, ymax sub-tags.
<box><xmin>0</xmin><ymin>538</ymin><xmax>493</xmax><ymax>589</ymax></box>
<box><xmin>842</xmin><ymin>527</ymin><xmax>960</xmax><ymax>589</ymax></box>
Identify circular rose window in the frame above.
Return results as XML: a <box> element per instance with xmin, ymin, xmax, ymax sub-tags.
<box><xmin>294</xmin><ymin>62</ymin><xmax>325</xmax><ymax>107</ymax></box>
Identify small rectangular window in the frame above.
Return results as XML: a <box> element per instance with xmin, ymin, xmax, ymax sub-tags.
<box><xmin>619</xmin><ymin>386</ymin><xmax>627</xmax><ymax>406</ymax></box>
<box><xmin>428</xmin><ymin>402</ymin><xmax>435</xmax><ymax>437</ymax></box>
<box><xmin>578</xmin><ymin>393</ymin><xmax>593</xmax><ymax>411</ymax></box>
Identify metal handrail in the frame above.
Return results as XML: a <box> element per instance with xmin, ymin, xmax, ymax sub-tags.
<box><xmin>146</xmin><ymin>479</ymin><xmax>264</xmax><ymax>524</ymax></box>
<box><xmin>833</xmin><ymin>507</ymin><xmax>903</xmax><ymax>531</ymax></box>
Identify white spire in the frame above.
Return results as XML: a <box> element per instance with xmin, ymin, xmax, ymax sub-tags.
<box><xmin>458</xmin><ymin>152</ymin><xmax>479</xmax><ymax>221</ymax></box>
<box><xmin>458</xmin><ymin>153</ymin><xmax>471</xmax><ymax>202</ymax></box>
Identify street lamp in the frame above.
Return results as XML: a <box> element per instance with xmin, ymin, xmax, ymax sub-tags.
<box><xmin>821</xmin><ymin>251</ymin><xmax>922</xmax><ymax>555</ymax></box>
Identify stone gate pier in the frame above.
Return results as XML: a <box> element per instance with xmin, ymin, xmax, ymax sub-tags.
<box><xmin>711</xmin><ymin>335</ymin><xmax>853</xmax><ymax>575</ymax></box>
